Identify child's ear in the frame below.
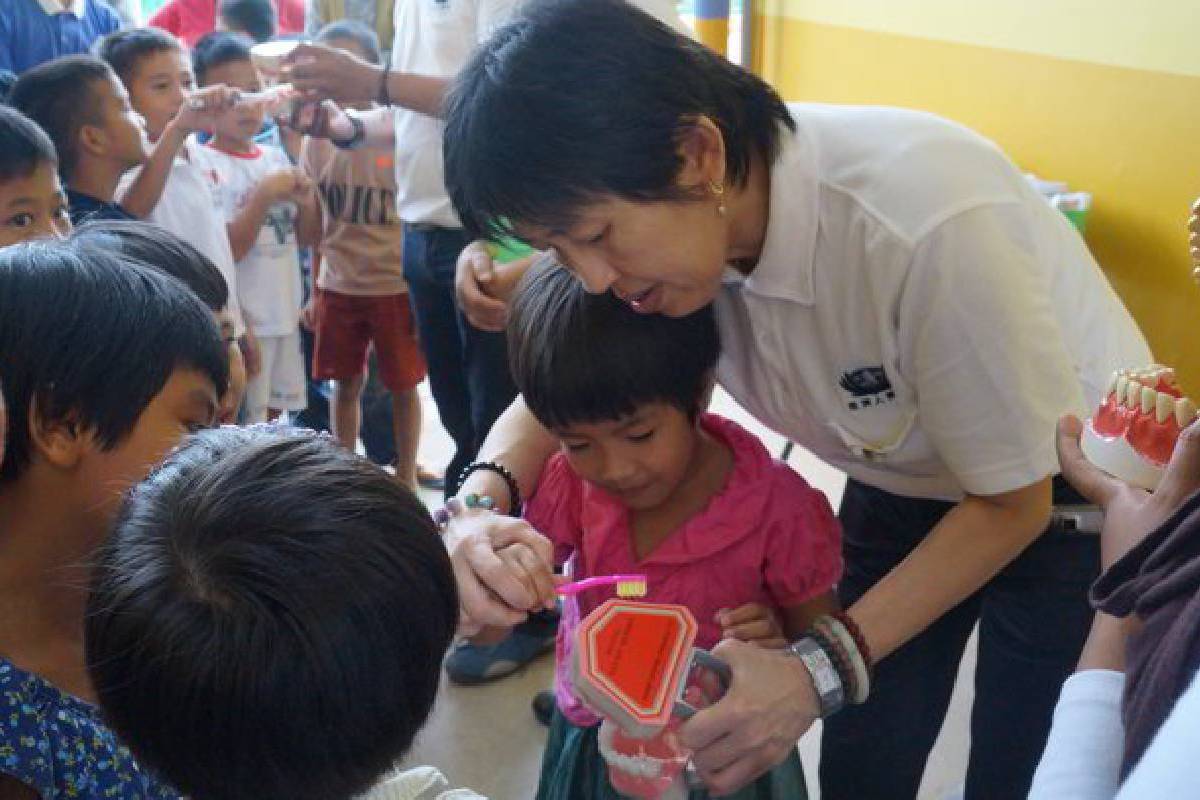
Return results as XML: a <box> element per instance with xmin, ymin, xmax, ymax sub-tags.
<box><xmin>27</xmin><ymin>396</ymin><xmax>89</xmax><ymax>471</ymax></box>
<box><xmin>78</xmin><ymin>123</ymin><xmax>109</xmax><ymax>159</ymax></box>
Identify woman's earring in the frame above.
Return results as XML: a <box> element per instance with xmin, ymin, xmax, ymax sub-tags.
<box><xmin>709</xmin><ymin>180</ymin><xmax>727</xmax><ymax>217</ymax></box>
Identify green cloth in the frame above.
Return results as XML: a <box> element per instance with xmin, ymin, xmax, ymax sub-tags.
<box><xmin>537</xmin><ymin>710</ymin><xmax>809</xmax><ymax>800</ymax></box>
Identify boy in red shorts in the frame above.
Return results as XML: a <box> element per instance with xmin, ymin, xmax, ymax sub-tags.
<box><xmin>300</xmin><ymin>20</ymin><xmax>426</xmax><ymax>488</ymax></box>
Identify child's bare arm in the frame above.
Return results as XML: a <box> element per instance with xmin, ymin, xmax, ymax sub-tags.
<box><xmin>118</xmin><ymin>85</ymin><xmax>239</xmax><ymax>218</ymax></box>
<box><xmin>780</xmin><ymin>590</ymin><xmax>841</xmax><ymax>641</ymax></box>
<box><xmin>294</xmin><ymin>181</ymin><xmax>322</xmax><ymax>249</ymax></box>
<box><xmin>227</xmin><ymin>168</ymin><xmax>305</xmax><ymax>261</ymax></box>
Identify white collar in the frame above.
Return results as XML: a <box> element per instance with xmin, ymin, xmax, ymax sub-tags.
<box><xmin>37</xmin><ymin>0</ymin><xmax>87</xmax><ymax>17</ymax></box>
<box><xmin>740</xmin><ymin>108</ymin><xmax>820</xmax><ymax>306</ymax></box>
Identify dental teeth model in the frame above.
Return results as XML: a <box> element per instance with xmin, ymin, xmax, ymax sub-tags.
<box><xmin>571</xmin><ymin>599</ymin><xmax>730</xmax><ymax>799</ymax></box>
<box><xmin>1081</xmin><ymin>366</ymin><xmax>1196</xmax><ymax>490</ymax></box>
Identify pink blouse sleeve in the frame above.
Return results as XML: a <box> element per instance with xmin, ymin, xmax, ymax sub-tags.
<box><xmin>762</xmin><ymin>470</ymin><xmax>844</xmax><ymax>609</ymax></box>
<box><xmin>522</xmin><ymin>454</ymin><xmax>584</xmax><ymax>568</ymax></box>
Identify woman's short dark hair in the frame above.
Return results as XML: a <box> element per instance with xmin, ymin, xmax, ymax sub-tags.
<box><xmin>316</xmin><ymin>19</ymin><xmax>381</xmax><ymax>64</ymax></box>
<box><xmin>192</xmin><ymin>31</ymin><xmax>254</xmax><ymax>85</ymax></box>
<box><xmin>86</xmin><ymin>426</ymin><xmax>459</xmax><ymax>800</ymax></box>
<box><xmin>444</xmin><ymin>0</ymin><xmax>795</xmax><ymax>241</ymax></box>
<box><xmin>0</xmin><ymin>239</ymin><xmax>229</xmax><ymax>484</ymax></box>
<box><xmin>72</xmin><ymin>220</ymin><xmax>229</xmax><ymax>313</ymax></box>
<box><xmin>0</xmin><ymin>106</ymin><xmax>58</xmax><ymax>183</ymax></box>
<box><xmin>219</xmin><ymin>0</ymin><xmax>277</xmax><ymax>44</ymax></box>
<box><xmin>508</xmin><ymin>257</ymin><xmax>720</xmax><ymax>429</ymax></box>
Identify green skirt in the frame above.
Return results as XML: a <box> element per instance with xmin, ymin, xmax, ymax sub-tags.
<box><xmin>536</xmin><ymin>710</ymin><xmax>809</xmax><ymax>800</ymax></box>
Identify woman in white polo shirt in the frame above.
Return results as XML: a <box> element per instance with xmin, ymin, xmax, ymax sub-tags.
<box><xmin>439</xmin><ymin>2</ymin><xmax>1155</xmax><ymax>798</ymax></box>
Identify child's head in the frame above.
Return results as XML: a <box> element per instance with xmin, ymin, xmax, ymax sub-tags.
<box><xmin>508</xmin><ymin>259</ymin><xmax>720</xmax><ymax>509</ymax></box>
<box><xmin>70</xmin><ymin>220</ymin><xmax>247</xmax><ymax>422</ymax></box>
<box><xmin>193</xmin><ymin>32</ymin><xmax>264</xmax><ymax>145</ymax></box>
<box><xmin>96</xmin><ymin>27</ymin><xmax>193</xmax><ymax>143</ymax></box>
<box><xmin>218</xmin><ymin>0</ymin><xmax>277</xmax><ymax>43</ymax></box>
<box><xmin>316</xmin><ymin>19</ymin><xmax>382</xmax><ymax>64</ymax></box>
<box><xmin>8</xmin><ymin>56</ymin><xmax>149</xmax><ymax>185</ymax></box>
<box><xmin>86</xmin><ymin>425</ymin><xmax>459</xmax><ymax>800</ymax></box>
<box><xmin>0</xmin><ymin>238</ymin><xmax>228</xmax><ymax>529</ymax></box>
<box><xmin>0</xmin><ymin>106</ymin><xmax>71</xmax><ymax>248</ymax></box>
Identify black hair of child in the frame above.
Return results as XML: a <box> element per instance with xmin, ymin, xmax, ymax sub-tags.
<box><xmin>218</xmin><ymin>0</ymin><xmax>277</xmax><ymax>44</ymax></box>
<box><xmin>95</xmin><ymin>26</ymin><xmax>184</xmax><ymax>84</ymax></box>
<box><xmin>72</xmin><ymin>220</ymin><xmax>229</xmax><ymax>313</ymax></box>
<box><xmin>191</xmin><ymin>30</ymin><xmax>255</xmax><ymax>86</ymax></box>
<box><xmin>0</xmin><ymin>238</ymin><xmax>229</xmax><ymax>484</ymax></box>
<box><xmin>316</xmin><ymin>19</ymin><xmax>382</xmax><ymax>65</ymax></box>
<box><xmin>8</xmin><ymin>56</ymin><xmax>116</xmax><ymax>183</ymax></box>
<box><xmin>0</xmin><ymin>105</ymin><xmax>59</xmax><ymax>183</ymax></box>
<box><xmin>443</xmin><ymin>0</ymin><xmax>795</xmax><ymax>241</ymax></box>
<box><xmin>507</xmin><ymin>257</ymin><xmax>720</xmax><ymax>430</ymax></box>
<box><xmin>86</xmin><ymin>425</ymin><xmax>459</xmax><ymax>800</ymax></box>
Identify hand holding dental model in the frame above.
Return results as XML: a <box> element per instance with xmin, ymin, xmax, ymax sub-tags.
<box><xmin>1081</xmin><ymin>366</ymin><xmax>1197</xmax><ymax>490</ymax></box>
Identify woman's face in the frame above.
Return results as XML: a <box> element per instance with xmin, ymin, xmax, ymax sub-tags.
<box><xmin>518</xmin><ymin>195</ymin><xmax>729</xmax><ymax>318</ymax></box>
<box><xmin>515</xmin><ymin>120</ymin><xmax>734</xmax><ymax>318</ymax></box>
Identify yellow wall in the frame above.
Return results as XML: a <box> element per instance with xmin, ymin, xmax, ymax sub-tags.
<box><xmin>752</xmin><ymin>1</ymin><xmax>1200</xmax><ymax>391</ymax></box>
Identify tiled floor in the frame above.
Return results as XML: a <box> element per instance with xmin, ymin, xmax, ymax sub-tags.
<box><xmin>403</xmin><ymin>383</ymin><xmax>974</xmax><ymax>799</ymax></box>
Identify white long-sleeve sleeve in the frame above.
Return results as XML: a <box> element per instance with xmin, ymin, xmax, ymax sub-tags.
<box><xmin>1030</xmin><ymin>668</ymin><xmax>1200</xmax><ymax>799</ymax></box>
<box><xmin>1028</xmin><ymin>670</ymin><xmax>1125</xmax><ymax>800</ymax></box>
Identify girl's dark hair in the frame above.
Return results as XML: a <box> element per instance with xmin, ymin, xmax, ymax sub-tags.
<box><xmin>444</xmin><ymin>0</ymin><xmax>795</xmax><ymax>241</ymax></box>
<box><xmin>0</xmin><ymin>105</ymin><xmax>58</xmax><ymax>182</ymax></box>
<box><xmin>0</xmin><ymin>239</ymin><xmax>229</xmax><ymax>484</ymax></box>
<box><xmin>219</xmin><ymin>0</ymin><xmax>278</xmax><ymax>44</ymax></box>
<box><xmin>86</xmin><ymin>426</ymin><xmax>459</xmax><ymax>800</ymax></box>
<box><xmin>192</xmin><ymin>30</ymin><xmax>254</xmax><ymax>85</ymax></box>
<box><xmin>72</xmin><ymin>220</ymin><xmax>229</xmax><ymax>313</ymax></box>
<box><xmin>94</xmin><ymin>27</ymin><xmax>184</xmax><ymax>83</ymax></box>
<box><xmin>316</xmin><ymin>19</ymin><xmax>382</xmax><ymax>65</ymax></box>
<box><xmin>508</xmin><ymin>257</ymin><xmax>720</xmax><ymax>429</ymax></box>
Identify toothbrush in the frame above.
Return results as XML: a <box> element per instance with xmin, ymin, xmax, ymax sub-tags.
<box><xmin>557</xmin><ymin>574</ymin><xmax>647</xmax><ymax>599</ymax></box>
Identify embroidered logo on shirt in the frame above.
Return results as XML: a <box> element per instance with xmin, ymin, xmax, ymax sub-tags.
<box><xmin>839</xmin><ymin>366</ymin><xmax>896</xmax><ymax>410</ymax></box>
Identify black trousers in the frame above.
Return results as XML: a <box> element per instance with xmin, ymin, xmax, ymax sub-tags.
<box><xmin>819</xmin><ymin>479</ymin><xmax>1099</xmax><ymax>800</ymax></box>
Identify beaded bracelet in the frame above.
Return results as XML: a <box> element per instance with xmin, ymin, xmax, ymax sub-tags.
<box><xmin>820</xmin><ymin>616</ymin><xmax>871</xmax><ymax>704</ymax></box>
<box><xmin>834</xmin><ymin>611</ymin><xmax>873</xmax><ymax>673</ymax></box>
<box><xmin>455</xmin><ymin>461</ymin><xmax>523</xmax><ymax>516</ymax></box>
<box><xmin>808</xmin><ymin>619</ymin><xmax>859</xmax><ymax>705</ymax></box>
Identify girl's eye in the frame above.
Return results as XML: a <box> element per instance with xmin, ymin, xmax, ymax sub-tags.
<box><xmin>586</xmin><ymin>227</ymin><xmax>608</xmax><ymax>245</ymax></box>
<box><xmin>6</xmin><ymin>213</ymin><xmax>33</xmax><ymax>228</ymax></box>
<box><xmin>564</xmin><ymin>441</ymin><xmax>590</xmax><ymax>453</ymax></box>
<box><xmin>627</xmin><ymin>430</ymin><xmax>654</xmax><ymax>443</ymax></box>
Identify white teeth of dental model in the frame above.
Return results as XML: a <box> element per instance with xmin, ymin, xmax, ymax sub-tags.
<box><xmin>1127</xmin><ymin>380</ymin><xmax>1142</xmax><ymax>408</ymax></box>
<box><xmin>597</xmin><ymin>724</ymin><xmax>665</xmax><ymax>780</ymax></box>
<box><xmin>1106</xmin><ymin>371</ymin><xmax>1119</xmax><ymax>396</ymax></box>
<box><xmin>1141</xmin><ymin>386</ymin><xmax>1156</xmax><ymax>414</ymax></box>
<box><xmin>1156</xmin><ymin>392</ymin><xmax>1174</xmax><ymax>423</ymax></box>
<box><xmin>1115</xmin><ymin>374</ymin><xmax>1129</xmax><ymax>400</ymax></box>
<box><xmin>1178</xmin><ymin>397</ymin><xmax>1198</xmax><ymax>428</ymax></box>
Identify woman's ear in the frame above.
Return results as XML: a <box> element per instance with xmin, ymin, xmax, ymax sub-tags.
<box><xmin>674</xmin><ymin>115</ymin><xmax>727</xmax><ymax>192</ymax></box>
<box><xmin>27</xmin><ymin>395</ymin><xmax>88</xmax><ymax>471</ymax></box>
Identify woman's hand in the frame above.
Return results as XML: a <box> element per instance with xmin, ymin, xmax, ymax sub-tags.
<box><xmin>718</xmin><ymin>603</ymin><xmax>787</xmax><ymax>649</ymax></box>
<box><xmin>442</xmin><ymin>509</ymin><xmax>557</xmax><ymax>635</ymax></box>
<box><xmin>282</xmin><ymin>43</ymin><xmax>383</xmax><ymax>104</ymax></box>
<box><xmin>678</xmin><ymin>639</ymin><xmax>819</xmax><ymax>795</ymax></box>
<box><xmin>1057</xmin><ymin>414</ymin><xmax>1200</xmax><ymax>570</ymax></box>
<box><xmin>455</xmin><ymin>240</ymin><xmax>509</xmax><ymax>332</ymax></box>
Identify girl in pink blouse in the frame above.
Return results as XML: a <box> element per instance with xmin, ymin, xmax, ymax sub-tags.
<box><xmin>502</xmin><ymin>262</ymin><xmax>842</xmax><ymax>800</ymax></box>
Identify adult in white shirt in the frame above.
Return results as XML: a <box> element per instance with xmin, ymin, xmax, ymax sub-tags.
<box><xmin>437</xmin><ymin>1</ymin><xmax>1153</xmax><ymax>798</ymax></box>
<box><xmin>1028</xmin><ymin>416</ymin><xmax>1200</xmax><ymax>799</ymax></box>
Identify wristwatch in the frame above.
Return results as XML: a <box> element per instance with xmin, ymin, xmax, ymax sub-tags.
<box><xmin>785</xmin><ymin>636</ymin><xmax>845</xmax><ymax>718</ymax></box>
<box><xmin>332</xmin><ymin>112</ymin><xmax>367</xmax><ymax>150</ymax></box>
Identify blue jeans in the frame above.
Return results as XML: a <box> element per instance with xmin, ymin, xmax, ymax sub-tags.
<box><xmin>402</xmin><ymin>225</ymin><xmax>517</xmax><ymax>499</ymax></box>
<box><xmin>818</xmin><ymin>478</ymin><xmax>1099</xmax><ymax>800</ymax></box>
